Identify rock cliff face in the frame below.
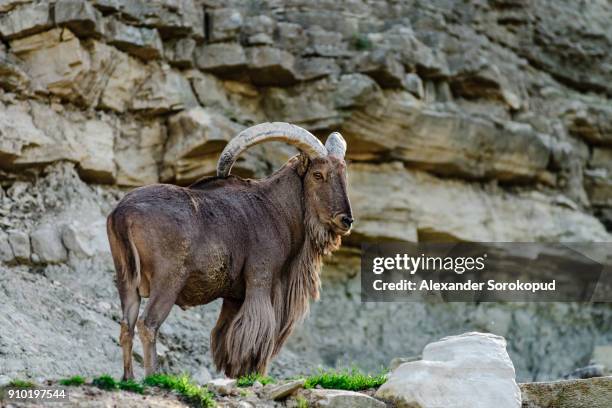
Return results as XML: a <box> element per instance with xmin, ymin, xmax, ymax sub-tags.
<box><xmin>0</xmin><ymin>0</ymin><xmax>611</xmax><ymax>382</ymax></box>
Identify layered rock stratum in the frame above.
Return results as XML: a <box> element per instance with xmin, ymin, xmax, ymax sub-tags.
<box><xmin>0</xmin><ymin>0</ymin><xmax>611</xmax><ymax>382</ymax></box>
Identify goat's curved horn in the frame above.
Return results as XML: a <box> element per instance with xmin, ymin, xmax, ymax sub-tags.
<box><xmin>217</xmin><ymin>122</ymin><xmax>327</xmax><ymax>177</ymax></box>
<box><xmin>324</xmin><ymin>132</ymin><xmax>347</xmax><ymax>158</ymax></box>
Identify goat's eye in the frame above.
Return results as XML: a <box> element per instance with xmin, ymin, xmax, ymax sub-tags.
<box><xmin>313</xmin><ymin>172</ymin><xmax>324</xmax><ymax>181</ymax></box>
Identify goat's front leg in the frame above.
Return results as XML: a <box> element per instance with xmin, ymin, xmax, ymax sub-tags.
<box><xmin>224</xmin><ymin>271</ymin><xmax>276</xmax><ymax>378</ymax></box>
<box><xmin>211</xmin><ymin>298</ymin><xmax>242</xmax><ymax>374</ymax></box>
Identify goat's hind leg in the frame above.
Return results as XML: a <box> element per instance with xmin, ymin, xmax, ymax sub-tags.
<box><xmin>137</xmin><ymin>288</ymin><xmax>181</xmax><ymax>377</ymax></box>
<box><xmin>118</xmin><ymin>285</ymin><xmax>141</xmax><ymax>380</ymax></box>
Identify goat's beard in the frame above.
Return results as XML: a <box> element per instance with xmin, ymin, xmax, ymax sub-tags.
<box><xmin>305</xmin><ymin>208</ymin><xmax>342</xmax><ymax>256</ymax></box>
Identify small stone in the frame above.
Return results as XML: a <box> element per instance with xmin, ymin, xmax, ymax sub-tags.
<box><xmin>590</xmin><ymin>148</ymin><xmax>612</xmax><ymax>175</ymax></box>
<box><xmin>76</xmin><ymin>118</ymin><xmax>116</xmax><ymax>183</ymax></box>
<box><xmin>9</xmin><ymin>28</ymin><xmax>90</xmax><ymax>99</ymax></box>
<box><xmin>301</xmin><ymin>389</ymin><xmax>386</xmax><ymax>408</ymax></box>
<box><xmin>563</xmin><ymin>101</ymin><xmax>612</xmax><ymax>145</ymax></box>
<box><xmin>276</xmin><ymin>22</ymin><xmax>307</xmax><ymax>53</ymax></box>
<box><xmin>0</xmin><ymin>44</ymin><xmax>29</xmax><ymax>91</ymax></box>
<box><xmin>189</xmin><ymin>71</ymin><xmax>230</xmax><ymax>110</ymax></box>
<box><xmin>564</xmin><ymin>363</ymin><xmax>605</xmax><ymax>379</ymax></box>
<box><xmin>113</xmin><ymin>0</ymin><xmax>203</xmax><ymax>39</ymax></box>
<box><xmin>247</xmin><ymin>32</ymin><xmax>273</xmax><ymax>45</ymax></box>
<box><xmin>261</xmin><ymin>78</ymin><xmax>342</xmax><ymax>130</ymax></box>
<box><xmin>353</xmin><ymin>49</ymin><xmax>405</xmax><ymax>88</ymax></box>
<box><xmin>131</xmin><ymin>64</ymin><xmax>198</xmax><ymax>114</ymax></box>
<box><xmin>0</xmin><ymin>0</ymin><xmax>30</xmax><ymax>13</ymax></box>
<box><xmin>165</xmin><ymin>37</ymin><xmax>196</xmax><ymax>68</ymax></box>
<box><xmin>267</xmin><ymin>379</ymin><xmax>305</xmax><ymax>400</ymax></box>
<box><xmin>55</xmin><ymin>0</ymin><xmax>104</xmax><ymax>37</ymax></box>
<box><xmin>404</xmin><ymin>73</ymin><xmax>424</xmax><ymax>99</ymax></box>
<box><xmin>8</xmin><ymin>229</ymin><xmax>30</xmax><ymax>261</ymax></box>
<box><xmin>243</xmin><ymin>14</ymin><xmax>275</xmax><ymax>45</ymax></box>
<box><xmin>62</xmin><ymin>222</ymin><xmax>94</xmax><ymax>257</ymax></box>
<box><xmin>0</xmin><ymin>375</ymin><xmax>11</xmax><ymax>387</ymax></box>
<box><xmin>91</xmin><ymin>0</ymin><xmax>121</xmax><ymax>13</ymax></box>
<box><xmin>0</xmin><ymin>230</ymin><xmax>14</xmax><ymax>262</ymax></box>
<box><xmin>334</xmin><ymin>73</ymin><xmax>383</xmax><ymax>109</ymax></box>
<box><xmin>0</xmin><ymin>1</ymin><xmax>51</xmax><ymax>39</ymax></box>
<box><xmin>195</xmin><ymin>42</ymin><xmax>247</xmax><ymax>75</ymax></box>
<box><xmin>295</xmin><ymin>57</ymin><xmax>340</xmax><ymax>81</ymax></box>
<box><xmin>305</xmin><ymin>25</ymin><xmax>348</xmax><ymax>57</ymax></box>
<box><xmin>98</xmin><ymin>50</ymin><xmax>148</xmax><ymax>112</ymax></box>
<box><xmin>105</xmin><ymin>18</ymin><xmax>163</xmax><ymax>60</ymax></box>
<box><xmin>30</xmin><ymin>224</ymin><xmax>68</xmax><ymax>264</ymax></box>
<box><xmin>97</xmin><ymin>301</ymin><xmax>111</xmax><ymax>312</ymax></box>
<box><xmin>164</xmin><ymin>106</ymin><xmax>238</xmax><ymax>172</ymax></box>
<box><xmin>207</xmin><ymin>8</ymin><xmax>242</xmax><ymax>43</ymax></box>
<box><xmin>242</xmin><ymin>14</ymin><xmax>275</xmax><ymax>37</ymax></box>
<box><xmin>207</xmin><ymin>378</ymin><xmax>236</xmax><ymax>396</ymax></box>
<box><xmin>246</xmin><ymin>46</ymin><xmax>297</xmax><ymax>86</ymax></box>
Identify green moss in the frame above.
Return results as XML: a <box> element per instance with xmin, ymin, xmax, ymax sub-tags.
<box><xmin>59</xmin><ymin>376</ymin><xmax>85</xmax><ymax>386</ymax></box>
<box><xmin>236</xmin><ymin>373</ymin><xmax>275</xmax><ymax>387</ymax></box>
<box><xmin>304</xmin><ymin>367</ymin><xmax>387</xmax><ymax>391</ymax></box>
<box><xmin>9</xmin><ymin>379</ymin><xmax>36</xmax><ymax>388</ymax></box>
<box><xmin>352</xmin><ymin>33</ymin><xmax>373</xmax><ymax>51</ymax></box>
<box><xmin>144</xmin><ymin>374</ymin><xmax>215</xmax><ymax>408</ymax></box>
<box><xmin>92</xmin><ymin>375</ymin><xmax>118</xmax><ymax>390</ymax></box>
<box><xmin>118</xmin><ymin>379</ymin><xmax>144</xmax><ymax>394</ymax></box>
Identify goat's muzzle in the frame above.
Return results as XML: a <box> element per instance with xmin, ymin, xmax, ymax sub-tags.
<box><xmin>341</xmin><ymin>215</ymin><xmax>353</xmax><ymax>228</ymax></box>
<box><xmin>332</xmin><ymin>213</ymin><xmax>353</xmax><ymax>235</ymax></box>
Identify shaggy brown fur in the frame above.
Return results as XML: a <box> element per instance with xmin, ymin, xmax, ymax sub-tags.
<box><xmin>107</xmin><ymin>154</ymin><xmax>352</xmax><ymax>379</ymax></box>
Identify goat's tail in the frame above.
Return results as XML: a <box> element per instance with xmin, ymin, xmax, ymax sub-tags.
<box><xmin>107</xmin><ymin>209</ymin><xmax>141</xmax><ymax>289</ymax></box>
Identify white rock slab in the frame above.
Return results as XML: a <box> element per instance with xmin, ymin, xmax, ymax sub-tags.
<box><xmin>376</xmin><ymin>332</ymin><xmax>521</xmax><ymax>408</ymax></box>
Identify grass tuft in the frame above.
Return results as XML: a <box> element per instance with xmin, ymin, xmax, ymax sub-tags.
<box><xmin>59</xmin><ymin>376</ymin><xmax>85</xmax><ymax>386</ymax></box>
<box><xmin>118</xmin><ymin>379</ymin><xmax>144</xmax><ymax>394</ymax></box>
<box><xmin>295</xmin><ymin>395</ymin><xmax>309</xmax><ymax>408</ymax></box>
<box><xmin>9</xmin><ymin>379</ymin><xmax>36</xmax><ymax>388</ymax></box>
<box><xmin>236</xmin><ymin>373</ymin><xmax>275</xmax><ymax>387</ymax></box>
<box><xmin>92</xmin><ymin>374</ymin><xmax>118</xmax><ymax>390</ymax></box>
<box><xmin>304</xmin><ymin>367</ymin><xmax>387</xmax><ymax>391</ymax></box>
<box><xmin>144</xmin><ymin>373</ymin><xmax>215</xmax><ymax>408</ymax></box>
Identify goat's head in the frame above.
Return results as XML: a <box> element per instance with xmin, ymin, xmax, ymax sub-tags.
<box><xmin>216</xmin><ymin>123</ymin><xmax>353</xmax><ymax>236</ymax></box>
<box><xmin>303</xmin><ymin>134</ymin><xmax>352</xmax><ymax>235</ymax></box>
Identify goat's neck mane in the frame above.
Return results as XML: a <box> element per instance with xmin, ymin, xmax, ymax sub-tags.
<box><xmin>272</xmin><ymin>159</ymin><xmax>342</xmax><ymax>356</ymax></box>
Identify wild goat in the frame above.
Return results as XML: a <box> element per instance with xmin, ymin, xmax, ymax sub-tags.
<box><xmin>107</xmin><ymin>122</ymin><xmax>353</xmax><ymax>379</ymax></box>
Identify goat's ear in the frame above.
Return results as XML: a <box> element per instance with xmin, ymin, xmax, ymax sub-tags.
<box><xmin>295</xmin><ymin>154</ymin><xmax>309</xmax><ymax>176</ymax></box>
